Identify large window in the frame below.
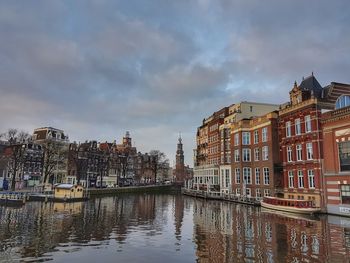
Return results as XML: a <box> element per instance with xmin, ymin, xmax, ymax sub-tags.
<box><xmin>254</xmin><ymin>148</ymin><xmax>260</xmax><ymax>161</ymax></box>
<box><xmin>262</xmin><ymin>127</ymin><xmax>268</xmax><ymax>142</ymax></box>
<box><xmin>254</xmin><ymin>130</ymin><xmax>259</xmax><ymax>144</ymax></box>
<box><xmin>235</xmin><ymin>168</ymin><xmax>241</xmax><ymax>184</ymax></box>
<box><xmin>262</xmin><ymin>146</ymin><xmax>269</xmax><ymax>161</ymax></box>
<box><xmin>288</xmin><ymin>171</ymin><xmax>294</xmax><ymax>188</ymax></box>
<box><xmin>255</xmin><ymin>168</ymin><xmax>260</xmax><ymax>185</ymax></box>
<box><xmin>243</xmin><ymin>167</ymin><xmax>252</xmax><ymax>184</ymax></box>
<box><xmin>306</xmin><ymin>143</ymin><xmax>313</xmax><ymax>160</ymax></box>
<box><xmin>295</xmin><ymin>119</ymin><xmax>301</xmax><ymax>135</ymax></box>
<box><xmin>339</xmin><ymin>141</ymin><xmax>350</xmax><ymax>171</ymax></box>
<box><xmin>286</xmin><ymin>122</ymin><xmax>291</xmax><ymax>137</ymax></box>
<box><xmin>308</xmin><ymin>170</ymin><xmax>315</xmax><ymax>189</ymax></box>
<box><xmin>242</xmin><ymin>148</ymin><xmax>251</xmax><ymax>162</ymax></box>
<box><xmin>305</xmin><ymin>115</ymin><xmax>312</xmax><ymax>133</ymax></box>
<box><xmin>225</xmin><ymin>169</ymin><xmax>230</xmax><ymax>188</ymax></box>
<box><xmin>287</xmin><ymin>146</ymin><xmax>293</xmax><ymax>162</ymax></box>
<box><xmin>242</xmin><ymin>132</ymin><xmax>251</xmax><ymax>145</ymax></box>
<box><xmin>296</xmin><ymin>144</ymin><xmax>302</xmax><ymax>161</ymax></box>
<box><xmin>263</xmin><ymin>167</ymin><xmax>270</xmax><ymax>185</ymax></box>
<box><xmin>341</xmin><ymin>185</ymin><xmax>350</xmax><ymax>204</ymax></box>
<box><xmin>234</xmin><ymin>149</ymin><xmax>240</xmax><ymax>162</ymax></box>
<box><xmin>336</xmin><ymin>95</ymin><xmax>350</xmax><ymax>109</ymax></box>
<box><xmin>234</xmin><ymin>133</ymin><xmax>239</xmax><ymax>146</ymax></box>
<box><xmin>298</xmin><ymin>170</ymin><xmax>304</xmax><ymax>188</ymax></box>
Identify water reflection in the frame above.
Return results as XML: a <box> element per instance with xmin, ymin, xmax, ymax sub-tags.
<box><xmin>1</xmin><ymin>194</ymin><xmax>350</xmax><ymax>262</ymax></box>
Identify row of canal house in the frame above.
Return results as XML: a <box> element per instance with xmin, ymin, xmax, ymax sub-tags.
<box><xmin>193</xmin><ymin>74</ymin><xmax>350</xmax><ymax>216</ymax></box>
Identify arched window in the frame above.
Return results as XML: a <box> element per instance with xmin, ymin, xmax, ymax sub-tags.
<box><xmin>335</xmin><ymin>95</ymin><xmax>350</xmax><ymax>109</ymax></box>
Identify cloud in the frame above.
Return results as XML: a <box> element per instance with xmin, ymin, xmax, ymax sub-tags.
<box><xmin>0</xmin><ymin>0</ymin><xmax>350</xmax><ymax>165</ymax></box>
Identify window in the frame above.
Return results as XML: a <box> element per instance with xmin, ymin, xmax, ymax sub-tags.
<box><xmin>234</xmin><ymin>133</ymin><xmax>239</xmax><ymax>146</ymax></box>
<box><xmin>225</xmin><ymin>169</ymin><xmax>230</xmax><ymax>188</ymax></box>
<box><xmin>305</xmin><ymin>115</ymin><xmax>312</xmax><ymax>133</ymax></box>
<box><xmin>262</xmin><ymin>127</ymin><xmax>268</xmax><ymax>142</ymax></box>
<box><xmin>287</xmin><ymin>146</ymin><xmax>293</xmax><ymax>162</ymax></box>
<box><xmin>243</xmin><ymin>167</ymin><xmax>252</xmax><ymax>184</ymax></box>
<box><xmin>264</xmin><ymin>189</ymin><xmax>271</xmax><ymax>197</ymax></box>
<box><xmin>254</xmin><ymin>130</ymin><xmax>259</xmax><ymax>144</ymax></box>
<box><xmin>242</xmin><ymin>148</ymin><xmax>251</xmax><ymax>162</ymax></box>
<box><xmin>234</xmin><ymin>149</ymin><xmax>240</xmax><ymax>162</ymax></box>
<box><xmin>338</xmin><ymin>141</ymin><xmax>350</xmax><ymax>171</ymax></box>
<box><xmin>235</xmin><ymin>168</ymin><xmax>241</xmax><ymax>184</ymax></box>
<box><xmin>298</xmin><ymin>170</ymin><xmax>304</xmax><ymax>188</ymax></box>
<box><xmin>308</xmin><ymin>170</ymin><xmax>315</xmax><ymax>189</ymax></box>
<box><xmin>341</xmin><ymin>185</ymin><xmax>350</xmax><ymax>204</ymax></box>
<box><xmin>236</xmin><ymin>188</ymin><xmax>241</xmax><ymax>196</ymax></box>
<box><xmin>335</xmin><ymin>95</ymin><xmax>350</xmax><ymax>109</ymax></box>
<box><xmin>286</xmin><ymin>121</ymin><xmax>291</xmax><ymax>137</ymax></box>
<box><xmin>256</xmin><ymin>188</ymin><xmax>262</xmax><ymax>199</ymax></box>
<box><xmin>262</xmin><ymin>146</ymin><xmax>268</xmax><ymax>161</ymax></box>
<box><xmin>263</xmin><ymin>168</ymin><xmax>270</xmax><ymax>185</ymax></box>
<box><xmin>306</xmin><ymin>143</ymin><xmax>313</xmax><ymax>160</ymax></box>
<box><xmin>295</xmin><ymin>118</ymin><xmax>301</xmax><ymax>135</ymax></box>
<box><xmin>255</xmin><ymin>168</ymin><xmax>260</xmax><ymax>185</ymax></box>
<box><xmin>254</xmin><ymin>148</ymin><xmax>260</xmax><ymax>161</ymax></box>
<box><xmin>242</xmin><ymin>132</ymin><xmax>251</xmax><ymax>145</ymax></box>
<box><xmin>246</xmin><ymin>188</ymin><xmax>251</xmax><ymax>197</ymax></box>
<box><xmin>288</xmin><ymin>171</ymin><xmax>294</xmax><ymax>188</ymax></box>
<box><xmin>296</xmin><ymin>144</ymin><xmax>302</xmax><ymax>161</ymax></box>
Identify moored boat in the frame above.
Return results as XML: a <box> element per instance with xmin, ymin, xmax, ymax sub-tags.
<box><xmin>261</xmin><ymin>196</ymin><xmax>321</xmax><ymax>215</ymax></box>
<box><xmin>0</xmin><ymin>193</ymin><xmax>26</xmax><ymax>206</ymax></box>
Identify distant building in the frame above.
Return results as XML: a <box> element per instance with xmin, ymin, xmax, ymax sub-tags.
<box><xmin>33</xmin><ymin>127</ymin><xmax>69</xmax><ymax>142</ymax></box>
<box><xmin>173</xmin><ymin>136</ymin><xmax>193</xmax><ymax>184</ymax></box>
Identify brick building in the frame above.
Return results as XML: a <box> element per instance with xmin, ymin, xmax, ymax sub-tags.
<box><xmin>322</xmin><ymin>92</ymin><xmax>350</xmax><ymax>216</ymax></box>
<box><xmin>230</xmin><ymin>111</ymin><xmax>281</xmax><ymax>200</ymax></box>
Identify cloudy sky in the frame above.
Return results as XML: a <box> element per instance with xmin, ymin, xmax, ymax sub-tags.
<box><xmin>1</xmin><ymin>0</ymin><xmax>349</xmax><ymax>165</ymax></box>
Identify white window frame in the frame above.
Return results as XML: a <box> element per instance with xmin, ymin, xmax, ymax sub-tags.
<box><xmin>305</xmin><ymin>115</ymin><xmax>312</xmax><ymax>133</ymax></box>
<box><xmin>264</xmin><ymin>189</ymin><xmax>271</xmax><ymax>197</ymax></box>
<box><xmin>242</xmin><ymin>132</ymin><xmax>251</xmax><ymax>145</ymax></box>
<box><xmin>306</xmin><ymin>142</ymin><xmax>313</xmax><ymax>160</ymax></box>
<box><xmin>263</xmin><ymin>167</ymin><xmax>270</xmax><ymax>185</ymax></box>
<box><xmin>262</xmin><ymin>146</ymin><xmax>268</xmax><ymax>161</ymax></box>
<box><xmin>286</xmin><ymin>122</ymin><xmax>291</xmax><ymax>138</ymax></box>
<box><xmin>255</xmin><ymin>168</ymin><xmax>260</xmax><ymax>185</ymax></box>
<box><xmin>298</xmin><ymin>170</ymin><xmax>304</xmax><ymax>188</ymax></box>
<box><xmin>242</xmin><ymin>148</ymin><xmax>251</xmax><ymax>162</ymax></box>
<box><xmin>296</xmin><ymin>144</ymin><xmax>302</xmax><ymax>161</ymax></box>
<box><xmin>254</xmin><ymin>148</ymin><xmax>260</xmax><ymax>161</ymax></box>
<box><xmin>287</xmin><ymin>146</ymin><xmax>293</xmax><ymax>162</ymax></box>
<box><xmin>288</xmin><ymin>171</ymin><xmax>294</xmax><ymax>188</ymax></box>
<box><xmin>254</xmin><ymin>130</ymin><xmax>259</xmax><ymax>144</ymax></box>
<box><xmin>295</xmin><ymin>118</ymin><xmax>301</xmax><ymax>135</ymax></box>
<box><xmin>234</xmin><ymin>149</ymin><xmax>240</xmax><ymax>162</ymax></box>
<box><xmin>235</xmin><ymin>168</ymin><xmax>241</xmax><ymax>184</ymax></box>
<box><xmin>243</xmin><ymin>167</ymin><xmax>252</xmax><ymax>184</ymax></box>
<box><xmin>262</xmin><ymin>127</ymin><xmax>268</xmax><ymax>142</ymax></box>
<box><xmin>308</xmin><ymin>170</ymin><xmax>315</xmax><ymax>189</ymax></box>
<box><xmin>234</xmin><ymin>133</ymin><xmax>239</xmax><ymax>146</ymax></box>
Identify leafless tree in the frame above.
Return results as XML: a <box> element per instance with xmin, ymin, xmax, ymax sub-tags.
<box><xmin>149</xmin><ymin>150</ymin><xmax>169</xmax><ymax>183</ymax></box>
<box><xmin>0</xmin><ymin>129</ymin><xmax>30</xmax><ymax>191</ymax></box>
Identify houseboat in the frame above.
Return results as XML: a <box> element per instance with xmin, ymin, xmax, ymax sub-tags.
<box><xmin>261</xmin><ymin>196</ymin><xmax>321</xmax><ymax>215</ymax></box>
<box><xmin>0</xmin><ymin>192</ymin><xmax>26</xmax><ymax>206</ymax></box>
<box><xmin>53</xmin><ymin>184</ymin><xmax>87</xmax><ymax>202</ymax></box>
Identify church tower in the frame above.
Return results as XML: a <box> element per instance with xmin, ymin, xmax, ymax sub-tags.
<box><xmin>174</xmin><ymin>135</ymin><xmax>185</xmax><ymax>183</ymax></box>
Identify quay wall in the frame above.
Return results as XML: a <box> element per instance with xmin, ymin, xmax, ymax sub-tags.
<box><xmin>88</xmin><ymin>184</ymin><xmax>180</xmax><ymax>196</ymax></box>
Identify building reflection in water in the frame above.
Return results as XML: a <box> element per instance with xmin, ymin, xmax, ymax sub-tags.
<box><xmin>1</xmin><ymin>194</ymin><xmax>350</xmax><ymax>262</ymax></box>
<box><xmin>191</xmin><ymin>198</ymin><xmax>350</xmax><ymax>263</ymax></box>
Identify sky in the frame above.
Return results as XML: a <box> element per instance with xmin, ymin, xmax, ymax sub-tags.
<box><xmin>0</xmin><ymin>0</ymin><xmax>350</xmax><ymax>166</ymax></box>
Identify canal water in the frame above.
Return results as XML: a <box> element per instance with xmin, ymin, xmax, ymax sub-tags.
<box><xmin>0</xmin><ymin>194</ymin><xmax>350</xmax><ymax>263</ymax></box>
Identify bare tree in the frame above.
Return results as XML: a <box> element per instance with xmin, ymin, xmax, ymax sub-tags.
<box><xmin>41</xmin><ymin>141</ymin><xmax>68</xmax><ymax>185</ymax></box>
<box><xmin>149</xmin><ymin>150</ymin><xmax>169</xmax><ymax>184</ymax></box>
<box><xmin>0</xmin><ymin>129</ymin><xmax>30</xmax><ymax>191</ymax></box>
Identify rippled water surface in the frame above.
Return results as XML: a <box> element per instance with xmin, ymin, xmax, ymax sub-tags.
<box><xmin>1</xmin><ymin>193</ymin><xmax>350</xmax><ymax>262</ymax></box>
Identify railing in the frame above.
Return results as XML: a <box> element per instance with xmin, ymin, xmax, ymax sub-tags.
<box><xmin>182</xmin><ymin>189</ymin><xmax>260</xmax><ymax>205</ymax></box>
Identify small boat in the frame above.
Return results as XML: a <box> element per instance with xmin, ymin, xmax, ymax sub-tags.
<box><xmin>261</xmin><ymin>196</ymin><xmax>321</xmax><ymax>215</ymax></box>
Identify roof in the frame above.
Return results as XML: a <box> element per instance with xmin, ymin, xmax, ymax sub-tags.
<box><xmin>299</xmin><ymin>75</ymin><xmax>323</xmax><ymax>98</ymax></box>
<box><xmin>55</xmin><ymin>184</ymin><xmax>78</xmax><ymax>189</ymax></box>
